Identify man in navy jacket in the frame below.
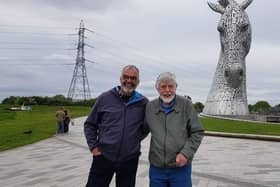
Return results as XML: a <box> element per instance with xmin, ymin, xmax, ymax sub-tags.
<box><xmin>84</xmin><ymin>65</ymin><xmax>148</xmax><ymax>187</ymax></box>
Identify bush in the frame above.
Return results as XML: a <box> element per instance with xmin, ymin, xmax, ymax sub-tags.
<box><xmin>194</xmin><ymin>102</ymin><xmax>204</xmax><ymax>113</ymax></box>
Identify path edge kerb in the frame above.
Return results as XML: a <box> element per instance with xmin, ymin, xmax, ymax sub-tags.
<box><xmin>199</xmin><ymin>113</ymin><xmax>280</xmax><ymax>142</ymax></box>
<box><xmin>204</xmin><ymin>131</ymin><xmax>280</xmax><ymax>142</ymax></box>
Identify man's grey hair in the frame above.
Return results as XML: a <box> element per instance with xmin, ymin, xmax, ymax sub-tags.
<box><xmin>121</xmin><ymin>65</ymin><xmax>139</xmax><ymax>74</ymax></box>
<box><xmin>155</xmin><ymin>72</ymin><xmax>177</xmax><ymax>89</ymax></box>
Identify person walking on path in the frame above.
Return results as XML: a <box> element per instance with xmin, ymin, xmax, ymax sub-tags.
<box><xmin>63</xmin><ymin>108</ymin><xmax>71</xmax><ymax>133</ymax></box>
<box><xmin>84</xmin><ymin>65</ymin><xmax>148</xmax><ymax>187</ymax></box>
<box><xmin>144</xmin><ymin>72</ymin><xmax>204</xmax><ymax>187</ymax></box>
<box><xmin>55</xmin><ymin>108</ymin><xmax>65</xmax><ymax>134</ymax></box>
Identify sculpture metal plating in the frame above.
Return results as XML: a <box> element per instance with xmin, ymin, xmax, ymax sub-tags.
<box><xmin>203</xmin><ymin>0</ymin><xmax>253</xmax><ymax>115</ymax></box>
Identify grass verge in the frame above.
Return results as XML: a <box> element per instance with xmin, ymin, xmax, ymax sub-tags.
<box><xmin>0</xmin><ymin>105</ymin><xmax>90</xmax><ymax>151</ymax></box>
<box><xmin>200</xmin><ymin>116</ymin><xmax>280</xmax><ymax>136</ymax></box>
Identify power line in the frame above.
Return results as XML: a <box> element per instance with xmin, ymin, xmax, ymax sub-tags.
<box><xmin>86</xmin><ymin>33</ymin><xmax>204</xmax><ymax>76</ymax></box>
<box><xmin>0</xmin><ymin>63</ymin><xmax>75</xmax><ymax>66</ymax></box>
<box><xmin>89</xmin><ymin>31</ymin><xmax>182</xmax><ymax>67</ymax></box>
<box><xmin>0</xmin><ymin>41</ymin><xmax>75</xmax><ymax>45</ymax></box>
<box><xmin>0</xmin><ymin>47</ymin><xmax>72</xmax><ymax>50</ymax></box>
<box><xmin>0</xmin><ymin>58</ymin><xmax>74</xmax><ymax>61</ymax></box>
<box><xmin>0</xmin><ymin>24</ymin><xmax>74</xmax><ymax>30</ymax></box>
<box><xmin>0</xmin><ymin>31</ymin><xmax>71</xmax><ymax>36</ymax></box>
<box><xmin>84</xmin><ymin>43</ymin><xmax>94</xmax><ymax>48</ymax></box>
<box><xmin>0</xmin><ymin>22</ymin><xmax>197</xmax><ymax>80</ymax></box>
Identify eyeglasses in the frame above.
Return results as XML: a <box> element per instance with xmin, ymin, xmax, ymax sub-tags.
<box><xmin>159</xmin><ymin>84</ymin><xmax>176</xmax><ymax>90</ymax></box>
<box><xmin>122</xmin><ymin>75</ymin><xmax>138</xmax><ymax>81</ymax></box>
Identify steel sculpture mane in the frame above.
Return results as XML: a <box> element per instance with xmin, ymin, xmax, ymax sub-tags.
<box><xmin>203</xmin><ymin>0</ymin><xmax>253</xmax><ymax>115</ymax></box>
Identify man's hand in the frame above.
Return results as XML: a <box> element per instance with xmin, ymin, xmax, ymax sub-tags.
<box><xmin>176</xmin><ymin>153</ymin><xmax>188</xmax><ymax>167</ymax></box>
<box><xmin>92</xmin><ymin>147</ymin><xmax>101</xmax><ymax>156</ymax></box>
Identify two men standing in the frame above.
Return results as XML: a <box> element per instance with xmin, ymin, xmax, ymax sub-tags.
<box><xmin>84</xmin><ymin>66</ymin><xmax>204</xmax><ymax>187</ymax></box>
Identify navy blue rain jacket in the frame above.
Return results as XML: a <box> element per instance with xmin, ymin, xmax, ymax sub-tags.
<box><xmin>84</xmin><ymin>87</ymin><xmax>148</xmax><ymax>162</ymax></box>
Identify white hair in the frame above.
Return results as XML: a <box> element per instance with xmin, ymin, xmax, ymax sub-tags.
<box><xmin>155</xmin><ymin>72</ymin><xmax>177</xmax><ymax>89</ymax></box>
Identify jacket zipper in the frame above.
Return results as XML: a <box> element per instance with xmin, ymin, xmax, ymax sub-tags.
<box><xmin>116</xmin><ymin>104</ymin><xmax>127</xmax><ymax>161</ymax></box>
<box><xmin>164</xmin><ymin>114</ymin><xmax>167</xmax><ymax>167</ymax></box>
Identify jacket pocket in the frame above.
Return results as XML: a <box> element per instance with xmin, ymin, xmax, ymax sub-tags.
<box><xmin>100</xmin><ymin>110</ymin><xmax>122</xmax><ymax>126</ymax></box>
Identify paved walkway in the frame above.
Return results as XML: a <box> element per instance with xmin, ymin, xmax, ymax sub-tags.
<box><xmin>0</xmin><ymin>117</ymin><xmax>280</xmax><ymax>187</ymax></box>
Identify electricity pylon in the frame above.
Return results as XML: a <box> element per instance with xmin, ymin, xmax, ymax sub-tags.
<box><xmin>67</xmin><ymin>20</ymin><xmax>91</xmax><ymax>101</ymax></box>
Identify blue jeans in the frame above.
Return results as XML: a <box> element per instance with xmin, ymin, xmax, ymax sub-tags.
<box><xmin>57</xmin><ymin>121</ymin><xmax>64</xmax><ymax>134</ymax></box>
<box><xmin>149</xmin><ymin>164</ymin><xmax>192</xmax><ymax>187</ymax></box>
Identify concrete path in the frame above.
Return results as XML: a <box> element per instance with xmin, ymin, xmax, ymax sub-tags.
<box><xmin>0</xmin><ymin>117</ymin><xmax>280</xmax><ymax>187</ymax></box>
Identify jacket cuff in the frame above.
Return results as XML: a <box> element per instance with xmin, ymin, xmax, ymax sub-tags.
<box><xmin>180</xmin><ymin>149</ymin><xmax>193</xmax><ymax>160</ymax></box>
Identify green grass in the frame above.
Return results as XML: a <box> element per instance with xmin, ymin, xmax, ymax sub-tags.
<box><xmin>0</xmin><ymin>106</ymin><xmax>16</xmax><ymax>121</ymax></box>
<box><xmin>1</xmin><ymin>104</ymin><xmax>280</xmax><ymax>151</ymax></box>
<box><xmin>200</xmin><ymin>116</ymin><xmax>280</xmax><ymax>136</ymax></box>
<box><xmin>0</xmin><ymin>105</ymin><xmax>91</xmax><ymax>151</ymax></box>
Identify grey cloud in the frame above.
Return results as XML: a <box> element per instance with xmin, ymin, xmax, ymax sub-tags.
<box><xmin>0</xmin><ymin>0</ymin><xmax>279</xmax><ymax>105</ymax></box>
<box><xmin>5</xmin><ymin>0</ymin><xmax>129</xmax><ymax>12</ymax></box>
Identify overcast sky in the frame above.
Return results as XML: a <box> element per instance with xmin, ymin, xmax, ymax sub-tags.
<box><xmin>0</xmin><ymin>0</ymin><xmax>279</xmax><ymax>105</ymax></box>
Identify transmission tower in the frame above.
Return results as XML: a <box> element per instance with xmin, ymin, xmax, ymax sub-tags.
<box><xmin>67</xmin><ymin>20</ymin><xmax>91</xmax><ymax>101</ymax></box>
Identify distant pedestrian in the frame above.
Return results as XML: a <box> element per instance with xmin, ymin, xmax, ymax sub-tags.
<box><xmin>63</xmin><ymin>108</ymin><xmax>71</xmax><ymax>133</ymax></box>
<box><xmin>55</xmin><ymin>108</ymin><xmax>65</xmax><ymax>134</ymax></box>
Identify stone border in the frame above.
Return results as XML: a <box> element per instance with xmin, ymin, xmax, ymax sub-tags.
<box><xmin>200</xmin><ymin>113</ymin><xmax>280</xmax><ymax>125</ymax></box>
<box><xmin>204</xmin><ymin>131</ymin><xmax>280</xmax><ymax>142</ymax></box>
<box><xmin>200</xmin><ymin>113</ymin><xmax>280</xmax><ymax>142</ymax></box>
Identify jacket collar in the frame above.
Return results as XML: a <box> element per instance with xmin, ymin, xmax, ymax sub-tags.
<box><xmin>154</xmin><ymin>95</ymin><xmax>181</xmax><ymax>114</ymax></box>
<box><xmin>113</xmin><ymin>86</ymin><xmax>144</xmax><ymax>105</ymax></box>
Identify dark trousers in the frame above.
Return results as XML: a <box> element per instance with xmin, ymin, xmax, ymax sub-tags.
<box><xmin>86</xmin><ymin>155</ymin><xmax>139</xmax><ymax>187</ymax></box>
<box><xmin>64</xmin><ymin>122</ymin><xmax>69</xmax><ymax>133</ymax></box>
<box><xmin>64</xmin><ymin>117</ymin><xmax>70</xmax><ymax>133</ymax></box>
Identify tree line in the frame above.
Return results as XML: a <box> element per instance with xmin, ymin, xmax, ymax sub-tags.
<box><xmin>1</xmin><ymin>95</ymin><xmax>96</xmax><ymax>107</ymax></box>
<box><xmin>2</xmin><ymin>95</ymin><xmax>280</xmax><ymax>115</ymax></box>
<box><xmin>194</xmin><ymin>101</ymin><xmax>280</xmax><ymax>115</ymax></box>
